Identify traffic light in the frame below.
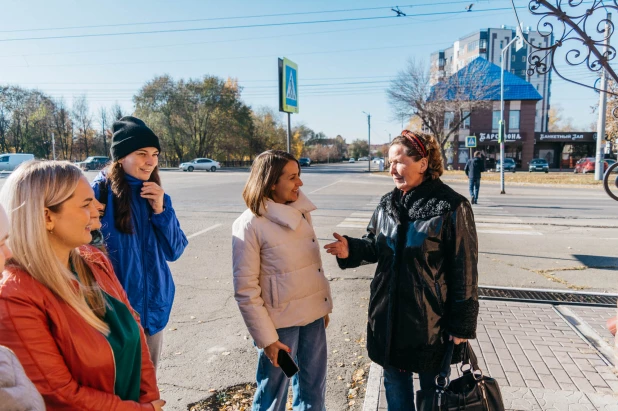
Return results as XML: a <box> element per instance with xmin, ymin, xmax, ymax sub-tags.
<box><xmin>498</xmin><ymin>120</ymin><xmax>505</xmax><ymax>143</ymax></box>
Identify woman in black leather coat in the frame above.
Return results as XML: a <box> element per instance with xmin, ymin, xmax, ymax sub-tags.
<box><xmin>325</xmin><ymin>131</ymin><xmax>479</xmax><ymax>411</ymax></box>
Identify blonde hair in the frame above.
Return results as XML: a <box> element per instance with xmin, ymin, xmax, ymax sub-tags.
<box><xmin>390</xmin><ymin>132</ymin><xmax>444</xmax><ymax>180</ymax></box>
<box><xmin>242</xmin><ymin>150</ymin><xmax>300</xmax><ymax>216</ymax></box>
<box><xmin>0</xmin><ymin>160</ymin><xmax>109</xmax><ymax>335</ymax></box>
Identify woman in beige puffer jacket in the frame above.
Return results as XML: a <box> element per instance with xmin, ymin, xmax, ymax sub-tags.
<box><xmin>232</xmin><ymin>150</ymin><xmax>332</xmax><ymax>411</ymax></box>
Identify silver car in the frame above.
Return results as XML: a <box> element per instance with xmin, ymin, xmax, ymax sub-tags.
<box><xmin>179</xmin><ymin>158</ymin><xmax>221</xmax><ymax>172</ymax></box>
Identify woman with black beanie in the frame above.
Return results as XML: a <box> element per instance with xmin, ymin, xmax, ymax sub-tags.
<box><xmin>92</xmin><ymin>116</ymin><xmax>188</xmax><ymax>371</ymax></box>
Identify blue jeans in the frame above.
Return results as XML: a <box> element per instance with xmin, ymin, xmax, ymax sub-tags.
<box><xmin>468</xmin><ymin>178</ymin><xmax>481</xmax><ymax>203</ymax></box>
<box><xmin>252</xmin><ymin>318</ymin><xmax>327</xmax><ymax>411</ymax></box>
<box><xmin>383</xmin><ymin>366</ymin><xmax>436</xmax><ymax>411</ymax></box>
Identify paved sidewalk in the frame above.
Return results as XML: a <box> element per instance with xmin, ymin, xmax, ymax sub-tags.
<box><xmin>363</xmin><ymin>300</ymin><xmax>618</xmax><ymax>411</ymax></box>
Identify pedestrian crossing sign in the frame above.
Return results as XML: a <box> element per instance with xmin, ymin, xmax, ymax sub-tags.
<box><xmin>465</xmin><ymin>136</ymin><xmax>477</xmax><ymax>148</ymax></box>
<box><xmin>279</xmin><ymin>57</ymin><xmax>299</xmax><ymax>113</ymax></box>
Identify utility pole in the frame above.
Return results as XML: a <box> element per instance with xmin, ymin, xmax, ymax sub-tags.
<box><xmin>51</xmin><ymin>132</ymin><xmax>56</xmax><ymax>160</ymax></box>
<box><xmin>595</xmin><ymin>13</ymin><xmax>611</xmax><ymax>180</ymax></box>
<box><xmin>364</xmin><ymin>112</ymin><xmax>371</xmax><ymax>172</ymax></box>
<box><xmin>500</xmin><ymin>35</ymin><xmax>519</xmax><ymax>194</ymax></box>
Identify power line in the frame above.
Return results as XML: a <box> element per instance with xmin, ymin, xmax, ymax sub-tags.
<box><xmin>0</xmin><ymin>2</ymin><xmax>486</xmax><ymax>34</ymax></box>
<box><xmin>0</xmin><ymin>6</ymin><xmax>527</xmax><ymax>43</ymax></box>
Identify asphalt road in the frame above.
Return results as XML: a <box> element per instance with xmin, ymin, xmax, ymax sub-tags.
<box><xmin>4</xmin><ymin>162</ymin><xmax>618</xmax><ymax>410</ymax></box>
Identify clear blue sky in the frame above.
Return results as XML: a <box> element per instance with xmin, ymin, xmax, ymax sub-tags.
<box><xmin>0</xmin><ymin>0</ymin><xmax>603</xmax><ymax>145</ymax></box>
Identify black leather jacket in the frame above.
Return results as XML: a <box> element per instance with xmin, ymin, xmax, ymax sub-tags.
<box><xmin>337</xmin><ymin>178</ymin><xmax>479</xmax><ymax>372</ymax></box>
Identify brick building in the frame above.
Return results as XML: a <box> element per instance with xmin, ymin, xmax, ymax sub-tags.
<box><xmin>431</xmin><ymin>58</ymin><xmax>542</xmax><ymax>169</ymax></box>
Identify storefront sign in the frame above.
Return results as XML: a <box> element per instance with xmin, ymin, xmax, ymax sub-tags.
<box><xmin>477</xmin><ymin>132</ymin><xmax>522</xmax><ymax>143</ymax></box>
<box><xmin>535</xmin><ymin>132</ymin><xmax>597</xmax><ymax>142</ymax></box>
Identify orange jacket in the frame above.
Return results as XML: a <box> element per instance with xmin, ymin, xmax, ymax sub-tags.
<box><xmin>0</xmin><ymin>245</ymin><xmax>159</xmax><ymax>410</ymax></box>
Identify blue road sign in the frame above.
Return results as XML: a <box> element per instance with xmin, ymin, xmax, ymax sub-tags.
<box><xmin>465</xmin><ymin>136</ymin><xmax>477</xmax><ymax>148</ymax></box>
<box><xmin>280</xmin><ymin>58</ymin><xmax>299</xmax><ymax>113</ymax></box>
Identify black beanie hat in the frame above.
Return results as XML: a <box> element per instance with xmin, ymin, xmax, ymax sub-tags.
<box><xmin>110</xmin><ymin>116</ymin><xmax>161</xmax><ymax>161</ymax></box>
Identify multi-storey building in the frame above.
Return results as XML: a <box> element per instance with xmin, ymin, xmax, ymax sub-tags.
<box><xmin>430</xmin><ymin>26</ymin><xmax>553</xmax><ymax>132</ymax></box>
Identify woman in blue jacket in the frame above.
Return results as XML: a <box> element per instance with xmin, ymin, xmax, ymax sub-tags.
<box><xmin>92</xmin><ymin>116</ymin><xmax>188</xmax><ymax>370</ymax></box>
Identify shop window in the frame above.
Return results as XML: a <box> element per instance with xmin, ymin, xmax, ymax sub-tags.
<box><xmin>444</xmin><ymin>111</ymin><xmax>455</xmax><ymax>130</ymax></box>
<box><xmin>509</xmin><ymin>110</ymin><xmax>520</xmax><ymax>131</ymax></box>
<box><xmin>461</xmin><ymin>111</ymin><xmax>471</xmax><ymax>129</ymax></box>
<box><xmin>492</xmin><ymin>110</ymin><xmax>501</xmax><ymax>130</ymax></box>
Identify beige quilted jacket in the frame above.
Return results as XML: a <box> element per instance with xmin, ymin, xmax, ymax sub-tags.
<box><xmin>232</xmin><ymin>191</ymin><xmax>333</xmax><ymax>348</ymax></box>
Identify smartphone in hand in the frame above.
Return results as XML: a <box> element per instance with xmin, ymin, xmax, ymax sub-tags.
<box><xmin>277</xmin><ymin>349</ymin><xmax>299</xmax><ymax>378</ymax></box>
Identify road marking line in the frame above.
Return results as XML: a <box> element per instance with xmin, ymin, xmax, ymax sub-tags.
<box><xmin>337</xmin><ymin>223</ymin><xmax>369</xmax><ymax>228</ymax></box>
<box><xmin>477</xmin><ymin>229</ymin><xmax>542</xmax><ymax>236</ymax></box>
<box><xmin>477</xmin><ymin>223</ymin><xmax>535</xmax><ymax>229</ymax></box>
<box><xmin>351</xmin><ymin>212</ymin><xmax>374</xmax><ymax>217</ymax></box>
<box><xmin>308</xmin><ymin>180</ymin><xmax>342</xmax><ymax>194</ymax></box>
<box><xmin>476</xmin><ymin>217</ymin><xmax>523</xmax><ymax>223</ymax></box>
<box><xmin>187</xmin><ymin>224</ymin><xmax>223</xmax><ymax>239</ymax></box>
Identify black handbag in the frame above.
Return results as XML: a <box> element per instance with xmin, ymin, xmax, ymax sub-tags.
<box><xmin>416</xmin><ymin>341</ymin><xmax>505</xmax><ymax>411</ymax></box>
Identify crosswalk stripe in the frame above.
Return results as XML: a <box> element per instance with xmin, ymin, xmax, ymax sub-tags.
<box><xmin>477</xmin><ymin>229</ymin><xmax>542</xmax><ymax>236</ymax></box>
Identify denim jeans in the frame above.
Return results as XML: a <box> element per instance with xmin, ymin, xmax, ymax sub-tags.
<box><xmin>252</xmin><ymin>318</ymin><xmax>327</xmax><ymax>411</ymax></box>
<box><xmin>468</xmin><ymin>177</ymin><xmax>481</xmax><ymax>203</ymax></box>
<box><xmin>383</xmin><ymin>366</ymin><xmax>436</xmax><ymax>411</ymax></box>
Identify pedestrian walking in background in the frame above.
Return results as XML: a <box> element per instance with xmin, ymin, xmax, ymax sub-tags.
<box><xmin>0</xmin><ymin>203</ymin><xmax>46</xmax><ymax>411</ymax></box>
<box><xmin>232</xmin><ymin>150</ymin><xmax>333</xmax><ymax>411</ymax></box>
<box><xmin>325</xmin><ymin>130</ymin><xmax>479</xmax><ymax>411</ymax></box>
<box><xmin>92</xmin><ymin>116</ymin><xmax>188</xmax><ymax>371</ymax></box>
<box><xmin>0</xmin><ymin>161</ymin><xmax>163</xmax><ymax>410</ymax></box>
<box><xmin>464</xmin><ymin>151</ymin><xmax>485</xmax><ymax>204</ymax></box>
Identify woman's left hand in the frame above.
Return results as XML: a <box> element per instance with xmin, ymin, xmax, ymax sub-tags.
<box><xmin>449</xmin><ymin>335</ymin><xmax>467</xmax><ymax>345</ymax></box>
<box><xmin>141</xmin><ymin>182</ymin><xmax>165</xmax><ymax>214</ymax></box>
<box><xmin>324</xmin><ymin>314</ymin><xmax>330</xmax><ymax>329</ymax></box>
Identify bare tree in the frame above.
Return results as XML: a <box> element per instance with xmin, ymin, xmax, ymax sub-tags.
<box><xmin>72</xmin><ymin>95</ymin><xmax>93</xmax><ymax>159</ymax></box>
<box><xmin>110</xmin><ymin>102</ymin><xmax>124</xmax><ymax>121</ymax></box>
<box><xmin>98</xmin><ymin>107</ymin><xmax>110</xmax><ymax>155</ymax></box>
<box><xmin>387</xmin><ymin>58</ymin><xmax>496</xmax><ymax>164</ymax></box>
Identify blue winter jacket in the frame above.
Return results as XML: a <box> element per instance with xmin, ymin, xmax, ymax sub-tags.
<box><xmin>92</xmin><ymin>172</ymin><xmax>188</xmax><ymax>335</ymax></box>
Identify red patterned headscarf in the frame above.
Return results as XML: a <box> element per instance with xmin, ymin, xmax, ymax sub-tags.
<box><xmin>401</xmin><ymin>130</ymin><xmax>427</xmax><ymax>158</ymax></box>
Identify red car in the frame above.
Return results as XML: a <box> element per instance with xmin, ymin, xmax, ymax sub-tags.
<box><xmin>574</xmin><ymin>157</ymin><xmax>608</xmax><ymax>174</ymax></box>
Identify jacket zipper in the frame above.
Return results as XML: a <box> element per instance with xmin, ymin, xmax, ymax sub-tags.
<box><xmin>142</xmin><ymin>197</ymin><xmax>149</xmax><ymax>331</ymax></box>
<box><xmin>434</xmin><ymin>281</ymin><xmax>444</xmax><ymax>312</ymax></box>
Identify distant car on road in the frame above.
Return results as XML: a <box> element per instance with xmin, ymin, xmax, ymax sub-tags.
<box><xmin>574</xmin><ymin>157</ymin><xmax>608</xmax><ymax>174</ymax></box>
<box><xmin>299</xmin><ymin>158</ymin><xmax>311</xmax><ymax>167</ymax></box>
<box><xmin>180</xmin><ymin>158</ymin><xmax>221</xmax><ymax>172</ymax></box>
<box><xmin>372</xmin><ymin>157</ymin><xmax>383</xmax><ymax>164</ymax></box>
<box><xmin>528</xmin><ymin>158</ymin><xmax>549</xmax><ymax>173</ymax></box>
<box><xmin>76</xmin><ymin>156</ymin><xmax>109</xmax><ymax>171</ymax></box>
<box><xmin>348</xmin><ymin>158</ymin><xmax>355</xmax><ymax>163</ymax></box>
<box><xmin>496</xmin><ymin>158</ymin><xmax>516</xmax><ymax>173</ymax></box>
<box><xmin>357</xmin><ymin>156</ymin><xmax>369</xmax><ymax>161</ymax></box>
<box><xmin>0</xmin><ymin>153</ymin><xmax>35</xmax><ymax>171</ymax></box>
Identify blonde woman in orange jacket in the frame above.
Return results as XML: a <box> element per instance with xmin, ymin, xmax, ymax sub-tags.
<box><xmin>0</xmin><ymin>161</ymin><xmax>163</xmax><ymax>410</ymax></box>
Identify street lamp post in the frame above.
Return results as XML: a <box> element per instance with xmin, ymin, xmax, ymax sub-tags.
<box><xmin>363</xmin><ymin>112</ymin><xmax>371</xmax><ymax>172</ymax></box>
<box><xmin>595</xmin><ymin>13</ymin><xmax>611</xmax><ymax>181</ymax></box>
<box><xmin>500</xmin><ymin>36</ymin><xmax>519</xmax><ymax>195</ymax></box>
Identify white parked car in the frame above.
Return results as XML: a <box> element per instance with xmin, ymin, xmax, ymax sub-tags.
<box><xmin>349</xmin><ymin>158</ymin><xmax>356</xmax><ymax>163</ymax></box>
<box><xmin>179</xmin><ymin>158</ymin><xmax>221</xmax><ymax>172</ymax></box>
<box><xmin>372</xmin><ymin>157</ymin><xmax>384</xmax><ymax>164</ymax></box>
<box><xmin>0</xmin><ymin>153</ymin><xmax>34</xmax><ymax>171</ymax></box>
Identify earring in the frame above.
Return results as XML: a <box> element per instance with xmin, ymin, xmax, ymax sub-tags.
<box><xmin>47</xmin><ymin>229</ymin><xmax>54</xmax><ymax>235</ymax></box>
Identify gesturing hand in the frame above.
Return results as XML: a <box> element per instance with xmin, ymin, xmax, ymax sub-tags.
<box><xmin>323</xmin><ymin>232</ymin><xmax>349</xmax><ymax>259</ymax></box>
<box><xmin>141</xmin><ymin>182</ymin><xmax>165</xmax><ymax>214</ymax></box>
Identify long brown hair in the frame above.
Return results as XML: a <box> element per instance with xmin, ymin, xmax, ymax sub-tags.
<box><xmin>0</xmin><ymin>160</ymin><xmax>110</xmax><ymax>334</ymax></box>
<box><xmin>390</xmin><ymin>132</ymin><xmax>444</xmax><ymax>180</ymax></box>
<box><xmin>242</xmin><ymin>150</ymin><xmax>300</xmax><ymax>216</ymax></box>
<box><xmin>106</xmin><ymin>161</ymin><xmax>161</xmax><ymax>234</ymax></box>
